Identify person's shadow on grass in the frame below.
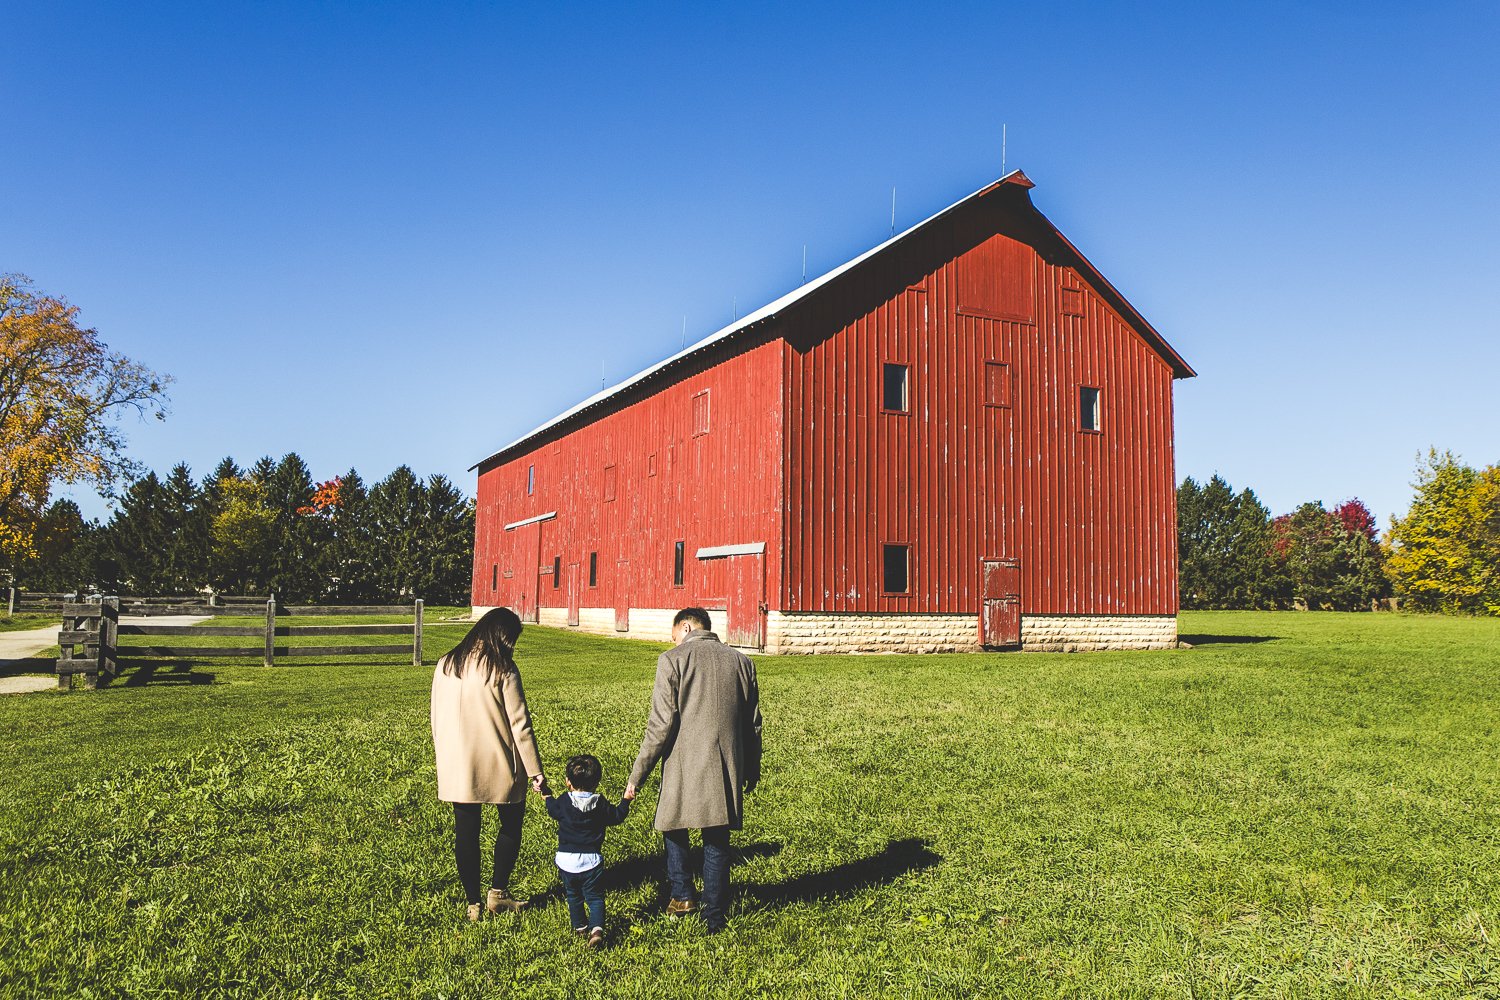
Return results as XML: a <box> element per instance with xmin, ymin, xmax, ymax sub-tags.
<box><xmin>523</xmin><ymin>836</ymin><xmax>943</xmax><ymax>938</ymax></box>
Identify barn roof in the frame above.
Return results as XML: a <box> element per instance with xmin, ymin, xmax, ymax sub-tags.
<box><xmin>472</xmin><ymin>170</ymin><xmax>1194</xmax><ymax>471</ymax></box>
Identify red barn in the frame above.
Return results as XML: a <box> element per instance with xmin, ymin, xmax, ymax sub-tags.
<box><xmin>470</xmin><ymin>171</ymin><xmax>1194</xmax><ymax>653</ymax></box>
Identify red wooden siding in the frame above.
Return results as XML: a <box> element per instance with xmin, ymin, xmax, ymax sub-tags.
<box><xmin>781</xmin><ymin>198</ymin><xmax>1177</xmax><ymax>616</ymax></box>
<box><xmin>472</xmin><ymin>340</ymin><xmax>784</xmax><ymax>626</ymax></box>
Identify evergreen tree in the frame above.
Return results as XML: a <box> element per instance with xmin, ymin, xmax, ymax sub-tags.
<box><xmin>366</xmin><ymin>466</ymin><xmax>424</xmax><ymax>600</ymax></box>
<box><xmin>420</xmin><ymin>474</ymin><xmax>476</xmax><ymax>604</ymax></box>
<box><xmin>14</xmin><ymin>499</ymin><xmax>96</xmax><ymax>593</ymax></box>
<box><xmin>1269</xmin><ymin>499</ymin><xmax>1388</xmax><ymax>611</ymax></box>
<box><xmin>158</xmin><ymin>463</ymin><xmax>210</xmax><ymax>593</ymax></box>
<box><xmin>1177</xmin><ymin>475</ymin><xmax>1276</xmax><ymax>609</ymax></box>
<box><xmin>327</xmin><ymin>469</ymin><xmax>376</xmax><ymax>603</ymax></box>
<box><xmin>103</xmin><ymin>472</ymin><xmax>169</xmax><ymax>594</ymax></box>
<box><xmin>264</xmin><ymin>453</ymin><xmax>323</xmax><ymax>601</ymax></box>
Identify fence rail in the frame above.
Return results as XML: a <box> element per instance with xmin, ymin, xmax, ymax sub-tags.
<box><xmin>55</xmin><ymin>597</ymin><xmax>427</xmax><ymax>691</ymax></box>
<box><xmin>11</xmin><ymin>590</ymin><xmax>272</xmax><ymax>616</ymax></box>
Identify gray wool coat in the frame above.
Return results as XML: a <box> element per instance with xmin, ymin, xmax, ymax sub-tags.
<box><xmin>628</xmin><ymin>630</ymin><xmax>763</xmax><ymax>832</ymax></box>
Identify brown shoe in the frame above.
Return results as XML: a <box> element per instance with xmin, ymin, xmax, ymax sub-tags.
<box><xmin>486</xmin><ymin>888</ymin><xmax>526</xmax><ymax>914</ymax></box>
<box><xmin>466</xmin><ymin>903</ymin><xmax>484</xmax><ymax>922</ymax></box>
<box><xmin>587</xmin><ymin>927</ymin><xmax>605</xmax><ymax>950</ymax></box>
<box><xmin>666</xmin><ymin>897</ymin><xmax>698</xmax><ymax>918</ymax></box>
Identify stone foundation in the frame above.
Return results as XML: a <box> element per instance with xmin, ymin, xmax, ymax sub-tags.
<box><xmin>470</xmin><ymin>607</ymin><xmax>1177</xmax><ymax>653</ymax></box>
<box><xmin>1019</xmin><ymin>614</ymin><xmax>1177</xmax><ymax>652</ymax></box>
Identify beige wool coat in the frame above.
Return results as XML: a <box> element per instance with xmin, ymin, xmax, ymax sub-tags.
<box><xmin>628</xmin><ymin>630</ymin><xmax>763</xmax><ymax>832</ymax></box>
<box><xmin>430</xmin><ymin>652</ymin><xmax>545</xmax><ymax>804</ymax></box>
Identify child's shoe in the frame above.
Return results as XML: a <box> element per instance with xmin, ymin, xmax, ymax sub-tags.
<box><xmin>486</xmin><ymin>888</ymin><xmax>526</xmax><ymax>913</ymax></box>
<box><xmin>666</xmin><ymin>897</ymin><xmax>697</xmax><ymax>917</ymax></box>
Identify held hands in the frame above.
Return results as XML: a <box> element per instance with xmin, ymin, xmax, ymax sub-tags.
<box><xmin>623</xmin><ymin>783</ymin><xmax>638</xmax><ymax>801</ymax></box>
<box><xmin>530</xmin><ymin>773</ymin><xmax>551</xmax><ymax>797</ymax></box>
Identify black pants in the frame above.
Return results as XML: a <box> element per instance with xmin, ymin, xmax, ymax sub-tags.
<box><xmin>453</xmin><ymin>801</ymin><xmax>525</xmax><ymax>905</ymax></box>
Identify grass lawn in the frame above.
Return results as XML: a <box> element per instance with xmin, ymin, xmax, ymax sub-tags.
<box><xmin>0</xmin><ymin>614</ymin><xmax>60</xmax><ymax>633</ymax></box>
<box><xmin>1</xmin><ymin>611</ymin><xmax>1496</xmax><ymax>998</ymax></box>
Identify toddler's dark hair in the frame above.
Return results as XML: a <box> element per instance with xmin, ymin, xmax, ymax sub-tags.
<box><xmin>565</xmin><ymin>754</ymin><xmax>602</xmax><ymax>792</ymax></box>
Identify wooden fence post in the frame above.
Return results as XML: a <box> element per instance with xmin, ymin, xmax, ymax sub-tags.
<box><xmin>7</xmin><ymin>585</ymin><xmax>14</xmax><ymax>616</ymax></box>
<box><xmin>414</xmin><ymin>599</ymin><xmax>424</xmax><ymax>667</ymax></box>
<box><xmin>264</xmin><ymin>596</ymin><xmax>276</xmax><ymax>667</ymax></box>
<box><xmin>101</xmin><ymin>597</ymin><xmax>119</xmax><ymax>680</ymax></box>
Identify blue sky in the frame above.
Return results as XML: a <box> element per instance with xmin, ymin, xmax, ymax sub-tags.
<box><xmin>5</xmin><ymin>1</ymin><xmax>1497</xmax><ymax>528</ymax></box>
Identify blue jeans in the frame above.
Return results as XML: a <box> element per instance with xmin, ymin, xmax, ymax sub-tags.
<box><xmin>664</xmin><ymin>826</ymin><xmax>731</xmax><ymax>930</ymax></box>
<box><xmin>560</xmin><ymin>863</ymin><xmax>605</xmax><ymax>931</ymax></box>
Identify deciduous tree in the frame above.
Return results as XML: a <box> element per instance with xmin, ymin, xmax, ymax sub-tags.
<box><xmin>1385</xmin><ymin>450</ymin><xmax>1500</xmax><ymax>615</ymax></box>
<box><xmin>0</xmin><ymin>274</ymin><xmax>170</xmax><ymax>564</ymax></box>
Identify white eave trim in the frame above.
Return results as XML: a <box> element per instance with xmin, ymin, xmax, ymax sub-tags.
<box><xmin>504</xmin><ymin>511</ymin><xmax>558</xmax><ymax>531</ymax></box>
<box><xmin>696</xmin><ymin>542</ymin><xmax>766</xmax><ymax>559</ymax></box>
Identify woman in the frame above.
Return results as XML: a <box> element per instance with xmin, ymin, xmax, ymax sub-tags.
<box><xmin>431</xmin><ymin>607</ymin><xmax>546</xmax><ymax>921</ymax></box>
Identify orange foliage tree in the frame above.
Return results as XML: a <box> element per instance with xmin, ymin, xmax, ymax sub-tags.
<box><xmin>0</xmin><ymin>274</ymin><xmax>171</xmax><ymax>563</ymax></box>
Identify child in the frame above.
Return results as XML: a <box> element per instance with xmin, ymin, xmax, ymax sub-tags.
<box><xmin>532</xmin><ymin>755</ymin><xmax>634</xmax><ymax>949</ymax></box>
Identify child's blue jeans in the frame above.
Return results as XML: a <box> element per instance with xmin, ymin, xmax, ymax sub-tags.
<box><xmin>560</xmin><ymin>864</ymin><xmax>605</xmax><ymax>931</ymax></box>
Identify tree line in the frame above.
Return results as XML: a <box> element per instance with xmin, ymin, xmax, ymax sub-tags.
<box><xmin>12</xmin><ymin>453</ymin><xmax>475</xmax><ymax>605</ymax></box>
<box><xmin>1179</xmin><ymin>450</ymin><xmax>1499</xmax><ymax>614</ymax></box>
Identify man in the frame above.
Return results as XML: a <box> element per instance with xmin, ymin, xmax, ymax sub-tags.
<box><xmin>626</xmin><ymin>607</ymin><xmax>762</xmax><ymax>933</ymax></box>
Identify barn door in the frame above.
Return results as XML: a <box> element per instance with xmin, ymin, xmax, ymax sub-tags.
<box><xmin>514</xmin><ymin>521</ymin><xmax>542</xmax><ymax>624</ymax></box>
<box><xmin>980</xmin><ymin>558</ymin><xmax>1020</xmax><ymax>648</ymax></box>
<box><xmin>614</xmin><ymin>559</ymin><xmax>630</xmax><ymax>632</ymax></box>
<box><xmin>724</xmin><ymin>552</ymin><xmax>766</xmax><ymax>650</ymax></box>
<box><xmin>566</xmin><ymin>562</ymin><xmax>580</xmax><ymax>627</ymax></box>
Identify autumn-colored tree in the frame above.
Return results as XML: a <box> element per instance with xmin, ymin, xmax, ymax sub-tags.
<box><xmin>211</xmin><ymin>476</ymin><xmax>277</xmax><ymax>593</ymax></box>
<box><xmin>1384</xmin><ymin>450</ymin><xmax>1500</xmax><ymax>615</ymax></box>
<box><xmin>0</xmin><ymin>274</ymin><xmax>170</xmax><ymax>564</ymax></box>
<box><xmin>1269</xmin><ymin>499</ymin><xmax>1387</xmax><ymax>611</ymax></box>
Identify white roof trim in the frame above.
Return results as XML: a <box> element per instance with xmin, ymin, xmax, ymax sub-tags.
<box><xmin>503</xmin><ymin>511</ymin><xmax>557</xmax><ymax>531</ymax></box>
<box><xmin>695</xmin><ymin>542</ymin><xmax>766</xmax><ymax>559</ymax></box>
<box><xmin>472</xmin><ymin>172</ymin><xmax>1027</xmax><ymax>469</ymax></box>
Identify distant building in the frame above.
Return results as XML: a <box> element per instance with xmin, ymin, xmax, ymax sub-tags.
<box><xmin>470</xmin><ymin>171</ymin><xmax>1194</xmax><ymax>652</ymax></box>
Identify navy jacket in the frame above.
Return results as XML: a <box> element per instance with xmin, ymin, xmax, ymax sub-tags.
<box><xmin>544</xmin><ymin>791</ymin><xmax>631</xmax><ymax>854</ymax></box>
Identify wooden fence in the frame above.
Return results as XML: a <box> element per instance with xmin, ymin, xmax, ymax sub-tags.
<box><xmin>12</xmin><ymin>590</ymin><xmax>270</xmax><ymax>616</ymax></box>
<box><xmin>56</xmin><ymin>597</ymin><xmax>427</xmax><ymax>691</ymax></box>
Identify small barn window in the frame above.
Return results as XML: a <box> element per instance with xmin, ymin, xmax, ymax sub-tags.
<box><xmin>491</xmin><ymin>564</ymin><xmax>498</xmax><ymax>591</ymax></box>
<box><xmin>984</xmin><ymin>361</ymin><xmax>1010</xmax><ymax>408</ymax></box>
<box><xmin>647</xmin><ymin>453</ymin><xmax>657</xmax><ymax>477</ymax></box>
<box><xmin>552</xmin><ymin>555</ymin><xmax>561</xmax><ymax>589</ymax></box>
<box><xmin>1080</xmin><ymin>386</ymin><xmax>1101</xmax><ymax>433</ymax></box>
<box><xmin>882</xmin><ymin>544</ymin><xmax>910</xmax><ymax>594</ymax></box>
<box><xmin>527</xmin><ymin>465</ymin><xmax>535</xmax><ymax>495</ymax></box>
<box><xmin>588</xmin><ymin>552</ymin><xmax>598</xmax><ymax>587</ymax></box>
<box><xmin>673</xmin><ymin>541</ymin><xmax>685</xmax><ymax>587</ymax></box>
<box><xmin>692</xmin><ymin>390</ymin><xmax>711</xmax><ymax>437</ymax></box>
<box><xmin>882</xmin><ymin>363</ymin><xmax>909</xmax><ymax>413</ymax></box>
<box><xmin>603</xmin><ymin>464</ymin><xmax>617</xmax><ymax>502</ymax></box>
<box><xmin>1061</xmin><ymin>286</ymin><xmax>1085</xmax><ymax>317</ymax></box>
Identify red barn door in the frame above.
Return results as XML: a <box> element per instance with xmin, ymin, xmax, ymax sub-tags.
<box><xmin>724</xmin><ymin>551</ymin><xmax>766</xmax><ymax>650</ymax></box>
<box><xmin>981</xmin><ymin>558</ymin><xmax>1021</xmax><ymax>648</ymax></box>
<box><xmin>513</xmin><ymin>521</ymin><xmax>542</xmax><ymax>623</ymax></box>
<box><xmin>566</xmin><ymin>562</ymin><xmax>580</xmax><ymax>627</ymax></box>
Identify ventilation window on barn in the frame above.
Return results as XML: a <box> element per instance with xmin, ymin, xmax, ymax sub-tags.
<box><xmin>603</xmin><ymin>464</ymin><xmax>617</xmax><ymax>502</ymax></box>
<box><xmin>527</xmin><ymin>465</ymin><xmax>535</xmax><ymax>495</ymax></box>
<box><xmin>984</xmin><ymin>361</ymin><xmax>1010</xmax><ymax>408</ymax></box>
<box><xmin>1080</xmin><ymin>386</ymin><xmax>1101</xmax><ymax>433</ymax></box>
<box><xmin>552</xmin><ymin>555</ymin><xmax>561</xmax><ymax>589</ymax></box>
<box><xmin>692</xmin><ymin>390</ymin><xmax>711</xmax><ymax>437</ymax></box>
<box><xmin>673</xmin><ymin>541</ymin><xmax>685</xmax><ymax>587</ymax></box>
<box><xmin>647</xmin><ymin>453</ymin><xmax>657</xmax><ymax>477</ymax></box>
<box><xmin>882</xmin><ymin>363</ymin><xmax>909</xmax><ymax>413</ymax></box>
<box><xmin>491</xmin><ymin>565</ymin><xmax>498</xmax><ymax>591</ymax></box>
<box><xmin>588</xmin><ymin>552</ymin><xmax>598</xmax><ymax>587</ymax></box>
<box><xmin>882</xmin><ymin>544</ymin><xmax>910</xmax><ymax>594</ymax></box>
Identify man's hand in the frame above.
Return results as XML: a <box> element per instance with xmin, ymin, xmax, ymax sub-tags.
<box><xmin>624</xmin><ymin>783</ymin><xmax>638</xmax><ymax>800</ymax></box>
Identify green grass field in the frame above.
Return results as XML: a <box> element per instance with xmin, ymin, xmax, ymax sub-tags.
<box><xmin>1</xmin><ymin>611</ymin><xmax>1496</xmax><ymax>998</ymax></box>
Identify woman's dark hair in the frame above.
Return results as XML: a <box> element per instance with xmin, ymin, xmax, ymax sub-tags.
<box><xmin>441</xmin><ymin>607</ymin><xmax>523</xmax><ymax>682</ymax></box>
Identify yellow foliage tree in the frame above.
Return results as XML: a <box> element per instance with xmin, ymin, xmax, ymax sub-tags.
<box><xmin>0</xmin><ymin>274</ymin><xmax>171</xmax><ymax>563</ymax></box>
<box><xmin>1384</xmin><ymin>450</ymin><xmax>1500</xmax><ymax>615</ymax></box>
